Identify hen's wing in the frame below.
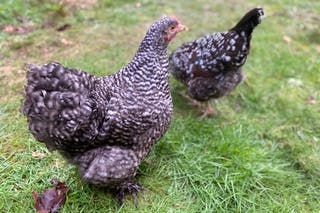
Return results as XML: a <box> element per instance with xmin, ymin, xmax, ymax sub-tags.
<box><xmin>95</xmin><ymin>90</ymin><xmax>159</xmax><ymax>145</ymax></box>
<box><xmin>170</xmin><ymin>31</ymin><xmax>248</xmax><ymax>81</ymax></box>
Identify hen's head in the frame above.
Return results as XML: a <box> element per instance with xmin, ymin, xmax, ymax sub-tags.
<box><xmin>161</xmin><ymin>16</ymin><xmax>187</xmax><ymax>42</ymax></box>
<box><xmin>145</xmin><ymin>16</ymin><xmax>187</xmax><ymax>49</ymax></box>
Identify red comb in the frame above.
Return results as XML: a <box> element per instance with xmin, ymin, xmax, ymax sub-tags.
<box><xmin>170</xmin><ymin>16</ymin><xmax>180</xmax><ymax>22</ymax></box>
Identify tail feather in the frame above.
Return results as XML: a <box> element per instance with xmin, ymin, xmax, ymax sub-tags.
<box><xmin>22</xmin><ymin>62</ymin><xmax>99</xmax><ymax>145</ymax></box>
<box><xmin>231</xmin><ymin>7</ymin><xmax>264</xmax><ymax>35</ymax></box>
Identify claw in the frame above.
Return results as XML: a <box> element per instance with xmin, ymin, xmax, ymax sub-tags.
<box><xmin>132</xmin><ymin>192</ymin><xmax>139</xmax><ymax>208</ymax></box>
<box><xmin>113</xmin><ymin>181</ymin><xmax>142</xmax><ymax>206</ymax></box>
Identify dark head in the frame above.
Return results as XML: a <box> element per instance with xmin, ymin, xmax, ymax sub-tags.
<box><xmin>141</xmin><ymin>16</ymin><xmax>187</xmax><ymax>51</ymax></box>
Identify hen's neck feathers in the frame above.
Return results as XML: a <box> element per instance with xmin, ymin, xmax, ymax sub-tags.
<box><xmin>114</xmin><ymin>25</ymin><xmax>170</xmax><ymax>89</ymax></box>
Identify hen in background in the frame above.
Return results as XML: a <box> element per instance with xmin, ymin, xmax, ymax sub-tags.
<box><xmin>23</xmin><ymin>16</ymin><xmax>186</xmax><ymax>204</ymax></box>
<box><xmin>170</xmin><ymin>8</ymin><xmax>264</xmax><ymax>118</ymax></box>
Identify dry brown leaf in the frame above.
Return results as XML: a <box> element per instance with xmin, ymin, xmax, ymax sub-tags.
<box><xmin>2</xmin><ymin>24</ymin><xmax>36</xmax><ymax>35</ymax></box>
<box><xmin>144</xmin><ymin>159</ymin><xmax>152</xmax><ymax>164</ymax></box>
<box><xmin>32</xmin><ymin>179</ymin><xmax>69</xmax><ymax>213</ymax></box>
<box><xmin>283</xmin><ymin>35</ymin><xmax>292</xmax><ymax>44</ymax></box>
<box><xmin>134</xmin><ymin>2</ymin><xmax>142</xmax><ymax>8</ymax></box>
<box><xmin>60</xmin><ymin>38</ymin><xmax>73</xmax><ymax>46</ymax></box>
<box><xmin>3</xmin><ymin>25</ymin><xmax>21</xmax><ymax>33</ymax></box>
<box><xmin>56</xmin><ymin>24</ymin><xmax>71</xmax><ymax>32</ymax></box>
<box><xmin>32</xmin><ymin>151</ymin><xmax>46</xmax><ymax>158</ymax></box>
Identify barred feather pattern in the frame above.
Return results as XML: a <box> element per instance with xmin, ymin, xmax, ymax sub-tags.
<box><xmin>170</xmin><ymin>8</ymin><xmax>264</xmax><ymax>101</ymax></box>
<box><xmin>23</xmin><ymin>17</ymin><xmax>178</xmax><ymax>188</ymax></box>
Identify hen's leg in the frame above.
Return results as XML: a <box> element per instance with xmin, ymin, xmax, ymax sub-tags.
<box><xmin>178</xmin><ymin>91</ymin><xmax>202</xmax><ymax>107</ymax></box>
<box><xmin>74</xmin><ymin>146</ymin><xmax>141</xmax><ymax>204</ymax></box>
<box><xmin>200</xmin><ymin>101</ymin><xmax>215</xmax><ymax>119</ymax></box>
<box><xmin>179</xmin><ymin>91</ymin><xmax>216</xmax><ymax>118</ymax></box>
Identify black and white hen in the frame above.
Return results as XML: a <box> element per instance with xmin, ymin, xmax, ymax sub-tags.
<box><xmin>170</xmin><ymin>8</ymin><xmax>264</xmax><ymax>118</ymax></box>
<box><xmin>22</xmin><ymin>17</ymin><xmax>186</xmax><ymax>203</ymax></box>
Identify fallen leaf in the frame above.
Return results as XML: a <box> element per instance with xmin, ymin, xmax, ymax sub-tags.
<box><xmin>32</xmin><ymin>151</ymin><xmax>46</xmax><ymax>158</ymax></box>
<box><xmin>56</xmin><ymin>24</ymin><xmax>71</xmax><ymax>32</ymax></box>
<box><xmin>2</xmin><ymin>24</ymin><xmax>36</xmax><ymax>35</ymax></box>
<box><xmin>4</xmin><ymin>145</ymin><xmax>12</xmax><ymax>151</ymax></box>
<box><xmin>283</xmin><ymin>35</ymin><xmax>292</xmax><ymax>44</ymax></box>
<box><xmin>3</xmin><ymin>25</ymin><xmax>20</xmax><ymax>33</ymax></box>
<box><xmin>144</xmin><ymin>159</ymin><xmax>152</xmax><ymax>164</ymax></box>
<box><xmin>32</xmin><ymin>179</ymin><xmax>69</xmax><ymax>213</ymax></box>
<box><xmin>17</xmin><ymin>148</ymin><xmax>25</xmax><ymax>153</ymax></box>
<box><xmin>134</xmin><ymin>2</ymin><xmax>141</xmax><ymax>8</ymax></box>
<box><xmin>60</xmin><ymin>38</ymin><xmax>73</xmax><ymax>46</ymax></box>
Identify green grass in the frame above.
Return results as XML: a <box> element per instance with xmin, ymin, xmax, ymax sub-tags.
<box><xmin>1</xmin><ymin>0</ymin><xmax>320</xmax><ymax>212</ymax></box>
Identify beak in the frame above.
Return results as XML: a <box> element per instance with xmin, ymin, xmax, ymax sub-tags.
<box><xmin>176</xmin><ymin>23</ymin><xmax>188</xmax><ymax>32</ymax></box>
<box><xmin>169</xmin><ymin>16</ymin><xmax>188</xmax><ymax>32</ymax></box>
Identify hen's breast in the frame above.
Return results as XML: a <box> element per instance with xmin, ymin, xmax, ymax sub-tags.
<box><xmin>97</xmin><ymin>81</ymin><xmax>172</xmax><ymax>144</ymax></box>
<box><xmin>96</xmin><ymin>55</ymin><xmax>173</xmax><ymax>148</ymax></box>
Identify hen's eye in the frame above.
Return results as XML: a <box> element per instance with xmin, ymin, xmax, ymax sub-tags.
<box><xmin>169</xmin><ymin>26</ymin><xmax>175</xmax><ymax>31</ymax></box>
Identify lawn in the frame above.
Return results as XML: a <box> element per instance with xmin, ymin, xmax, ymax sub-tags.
<box><xmin>0</xmin><ymin>0</ymin><xmax>319</xmax><ymax>212</ymax></box>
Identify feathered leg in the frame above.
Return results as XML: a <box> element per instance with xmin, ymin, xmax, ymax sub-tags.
<box><xmin>74</xmin><ymin>146</ymin><xmax>142</xmax><ymax>205</ymax></box>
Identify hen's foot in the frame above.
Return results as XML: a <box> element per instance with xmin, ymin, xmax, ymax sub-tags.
<box><xmin>113</xmin><ymin>181</ymin><xmax>142</xmax><ymax>206</ymax></box>
<box><xmin>200</xmin><ymin>102</ymin><xmax>215</xmax><ymax>119</ymax></box>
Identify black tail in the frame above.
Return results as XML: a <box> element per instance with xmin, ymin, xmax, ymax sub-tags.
<box><xmin>231</xmin><ymin>7</ymin><xmax>264</xmax><ymax>35</ymax></box>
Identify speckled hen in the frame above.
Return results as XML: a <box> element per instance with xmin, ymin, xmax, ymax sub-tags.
<box><xmin>22</xmin><ymin>16</ymin><xmax>186</xmax><ymax>203</ymax></box>
<box><xmin>170</xmin><ymin>8</ymin><xmax>264</xmax><ymax>118</ymax></box>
